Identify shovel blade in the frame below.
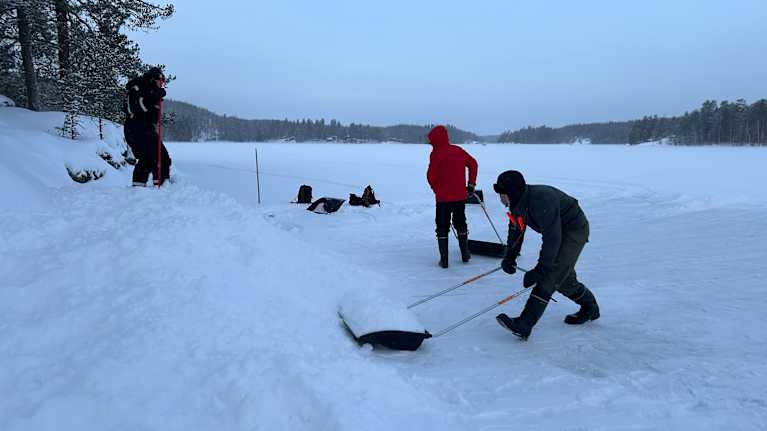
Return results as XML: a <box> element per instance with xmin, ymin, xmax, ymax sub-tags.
<box><xmin>468</xmin><ymin>239</ymin><xmax>507</xmax><ymax>258</ymax></box>
<box><xmin>357</xmin><ymin>330</ymin><xmax>432</xmax><ymax>351</ymax></box>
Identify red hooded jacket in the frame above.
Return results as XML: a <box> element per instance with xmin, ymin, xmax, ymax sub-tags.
<box><xmin>426</xmin><ymin>125</ymin><xmax>478</xmax><ymax>202</ymax></box>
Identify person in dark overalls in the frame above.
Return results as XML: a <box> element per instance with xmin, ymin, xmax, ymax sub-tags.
<box><xmin>123</xmin><ymin>67</ymin><xmax>171</xmax><ymax>186</ymax></box>
<box><xmin>494</xmin><ymin>170</ymin><xmax>600</xmax><ymax>340</ymax></box>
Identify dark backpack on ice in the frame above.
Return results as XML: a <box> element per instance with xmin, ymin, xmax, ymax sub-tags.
<box><xmin>349</xmin><ymin>185</ymin><xmax>380</xmax><ymax>207</ymax></box>
<box><xmin>294</xmin><ymin>184</ymin><xmax>313</xmax><ymax>204</ymax></box>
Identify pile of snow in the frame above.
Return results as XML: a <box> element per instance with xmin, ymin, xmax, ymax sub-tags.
<box><xmin>0</xmin><ymin>107</ymin><xmax>129</xmax><ymax>210</ymax></box>
<box><xmin>339</xmin><ymin>289</ymin><xmax>426</xmax><ymax>336</ymax></box>
<box><xmin>635</xmin><ymin>137</ymin><xmax>673</xmax><ymax>146</ymax></box>
<box><xmin>0</xmin><ymin>108</ymin><xmax>466</xmax><ymax>430</ymax></box>
<box><xmin>0</xmin><ymin>94</ymin><xmax>15</xmax><ymax>107</ymax></box>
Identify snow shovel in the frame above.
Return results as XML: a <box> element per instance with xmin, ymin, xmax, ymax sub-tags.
<box><xmin>468</xmin><ymin>191</ymin><xmax>507</xmax><ymax>258</ymax></box>
<box><xmin>410</xmin><ymin>264</ymin><xmax>550</xmax><ymax>338</ymax></box>
<box><xmin>339</xmin><ymin>265</ymin><xmax>516</xmax><ymax>351</ymax></box>
<box><xmin>338</xmin><ymin>308</ymin><xmax>432</xmax><ymax>351</ymax></box>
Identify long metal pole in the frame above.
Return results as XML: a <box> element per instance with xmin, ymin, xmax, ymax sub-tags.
<box><xmin>408</xmin><ymin>266</ymin><xmax>502</xmax><ymax>309</ymax></box>
<box><xmin>255</xmin><ymin>146</ymin><xmax>261</xmax><ymax>204</ymax></box>
<box><xmin>473</xmin><ymin>192</ymin><xmax>504</xmax><ymax>243</ymax></box>
<box><xmin>156</xmin><ymin>100</ymin><xmax>163</xmax><ymax>187</ymax></box>
<box><xmin>432</xmin><ymin>286</ymin><xmax>530</xmax><ymax>338</ymax></box>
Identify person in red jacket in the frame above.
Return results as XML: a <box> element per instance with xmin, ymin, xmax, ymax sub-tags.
<box><xmin>426</xmin><ymin>125</ymin><xmax>478</xmax><ymax>268</ymax></box>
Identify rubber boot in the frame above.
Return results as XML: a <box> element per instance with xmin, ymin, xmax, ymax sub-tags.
<box><xmin>438</xmin><ymin>237</ymin><xmax>449</xmax><ymax>268</ymax></box>
<box><xmin>496</xmin><ymin>289</ymin><xmax>550</xmax><ymax>340</ymax></box>
<box><xmin>564</xmin><ymin>287</ymin><xmax>600</xmax><ymax>325</ymax></box>
<box><xmin>457</xmin><ymin>232</ymin><xmax>471</xmax><ymax>263</ymax></box>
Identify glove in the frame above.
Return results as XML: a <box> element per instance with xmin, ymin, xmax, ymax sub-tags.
<box><xmin>523</xmin><ymin>265</ymin><xmax>549</xmax><ymax>288</ymax></box>
<box><xmin>501</xmin><ymin>257</ymin><xmax>517</xmax><ymax>275</ymax></box>
<box><xmin>466</xmin><ymin>183</ymin><xmax>476</xmax><ymax>194</ymax></box>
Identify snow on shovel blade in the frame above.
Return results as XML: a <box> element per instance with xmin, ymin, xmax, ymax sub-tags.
<box><xmin>468</xmin><ymin>239</ymin><xmax>507</xmax><ymax>258</ymax></box>
<box><xmin>338</xmin><ymin>290</ymin><xmax>431</xmax><ymax>351</ymax></box>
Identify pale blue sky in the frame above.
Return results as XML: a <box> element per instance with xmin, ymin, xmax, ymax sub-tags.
<box><xmin>134</xmin><ymin>1</ymin><xmax>767</xmax><ymax>134</ymax></box>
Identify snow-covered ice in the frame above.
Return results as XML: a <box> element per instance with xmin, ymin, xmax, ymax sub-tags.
<box><xmin>2</xmin><ymin>108</ymin><xmax>767</xmax><ymax>430</ymax></box>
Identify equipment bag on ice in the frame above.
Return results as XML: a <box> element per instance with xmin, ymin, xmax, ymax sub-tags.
<box><xmin>349</xmin><ymin>185</ymin><xmax>381</xmax><ymax>207</ymax></box>
<box><xmin>293</xmin><ymin>184</ymin><xmax>313</xmax><ymax>204</ymax></box>
<box><xmin>307</xmin><ymin>197</ymin><xmax>345</xmax><ymax>214</ymax></box>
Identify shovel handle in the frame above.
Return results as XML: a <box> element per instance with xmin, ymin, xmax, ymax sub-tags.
<box><xmin>432</xmin><ymin>286</ymin><xmax>530</xmax><ymax>338</ymax></box>
<box><xmin>407</xmin><ymin>266</ymin><xmax>502</xmax><ymax>309</ymax></box>
<box><xmin>473</xmin><ymin>191</ymin><xmax>504</xmax><ymax>244</ymax></box>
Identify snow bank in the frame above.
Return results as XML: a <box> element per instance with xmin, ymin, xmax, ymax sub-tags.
<box><xmin>0</xmin><ymin>183</ymin><xmax>465</xmax><ymax>430</ymax></box>
<box><xmin>0</xmin><ymin>111</ymin><xmax>466</xmax><ymax>430</ymax></box>
<box><xmin>0</xmin><ymin>107</ymin><xmax>130</xmax><ymax>210</ymax></box>
<box><xmin>0</xmin><ymin>94</ymin><xmax>15</xmax><ymax>107</ymax></box>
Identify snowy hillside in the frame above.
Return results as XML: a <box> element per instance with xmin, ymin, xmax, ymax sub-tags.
<box><xmin>2</xmin><ymin>108</ymin><xmax>767</xmax><ymax>430</ymax></box>
<box><xmin>0</xmin><ymin>106</ymin><xmax>129</xmax><ymax>210</ymax></box>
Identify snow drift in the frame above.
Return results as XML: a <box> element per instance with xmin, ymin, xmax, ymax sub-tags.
<box><xmin>0</xmin><ymin>107</ymin><xmax>467</xmax><ymax>430</ymax></box>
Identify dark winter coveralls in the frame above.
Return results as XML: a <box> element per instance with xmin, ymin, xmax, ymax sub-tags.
<box><xmin>123</xmin><ymin>76</ymin><xmax>170</xmax><ymax>185</ymax></box>
<box><xmin>499</xmin><ymin>173</ymin><xmax>600</xmax><ymax>338</ymax></box>
<box><xmin>426</xmin><ymin>125</ymin><xmax>478</xmax><ymax>267</ymax></box>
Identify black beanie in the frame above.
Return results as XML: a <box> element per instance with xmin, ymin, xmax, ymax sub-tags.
<box><xmin>143</xmin><ymin>67</ymin><xmax>164</xmax><ymax>81</ymax></box>
<box><xmin>493</xmin><ymin>170</ymin><xmax>526</xmax><ymax>207</ymax></box>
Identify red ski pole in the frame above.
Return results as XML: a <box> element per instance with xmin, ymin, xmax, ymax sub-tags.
<box><xmin>156</xmin><ymin>99</ymin><xmax>163</xmax><ymax>187</ymax></box>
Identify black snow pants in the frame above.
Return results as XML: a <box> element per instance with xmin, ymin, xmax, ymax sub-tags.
<box><xmin>538</xmin><ymin>222</ymin><xmax>590</xmax><ymax>301</ymax></box>
<box><xmin>435</xmin><ymin>200</ymin><xmax>468</xmax><ymax>238</ymax></box>
<box><xmin>124</xmin><ymin>122</ymin><xmax>171</xmax><ymax>184</ymax></box>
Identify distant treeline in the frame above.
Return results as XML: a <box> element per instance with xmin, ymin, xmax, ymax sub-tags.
<box><xmin>163</xmin><ymin>100</ymin><xmax>478</xmax><ymax>144</ymax></box>
<box><xmin>497</xmin><ymin>121</ymin><xmax>633</xmax><ymax>145</ymax></box>
<box><xmin>499</xmin><ymin>99</ymin><xmax>767</xmax><ymax>146</ymax></box>
<box><xmin>628</xmin><ymin>99</ymin><xmax>767</xmax><ymax>145</ymax></box>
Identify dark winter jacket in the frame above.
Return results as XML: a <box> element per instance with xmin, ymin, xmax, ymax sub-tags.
<box><xmin>123</xmin><ymin>77</ymin><xmax>166</xmax><ymax>128</ymax></box>
<box><xmin>426</xmin><ymin>126</ymin><xmax>478</xmax><ymax>202</ymax></box>
<box><xmin>506</xmin><ymin>185</ymin><xmax>588</xmax><ymax>268</ymax></box>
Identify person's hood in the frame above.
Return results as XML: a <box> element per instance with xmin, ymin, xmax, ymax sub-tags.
<box><xmin>428</xmin><ymin>125</ymin><xmax>450</xmax><ymax>148</ymax></box>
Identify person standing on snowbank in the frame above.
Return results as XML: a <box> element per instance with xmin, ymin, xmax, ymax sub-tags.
<box><xmin>426</xmin><ymin>125</ymin><xmax>478</xmax><ymax>268</ymax></box>
<box><xmin>493</xmin><ymin>170</ymin><xmax>600</xmax><ymax>340</ymax></box>
<box><xmin>123</xmin><ymin>67</ymin><xmax>171</xmax><ymax>187</ymax></box>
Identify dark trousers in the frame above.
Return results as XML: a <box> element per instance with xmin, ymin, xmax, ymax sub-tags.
<box><xmin>538</xmin><ymin>222</ymin><xmax>590</xmax><ymax>301</ymax></box>
<box><xmin>125</xmin><ymin>124</ymin><xmax>171</xmax><ymax>184</ymax></box>
<box><xmin>435</xmin><ymin>200</ymin><xmax>467</xmax><ymax>238</ymax></box>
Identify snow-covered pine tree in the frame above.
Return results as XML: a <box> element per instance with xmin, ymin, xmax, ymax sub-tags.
<box><xmin>51</xmin><ymin>0</ymin><xmax>174</xmax><ymax>137</ymax></box>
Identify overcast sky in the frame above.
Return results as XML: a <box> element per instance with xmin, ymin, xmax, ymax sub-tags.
<box><xmin>133</xmin><ymin>0</ymin><xmax>767</xmax><ymax>135</ymax></box>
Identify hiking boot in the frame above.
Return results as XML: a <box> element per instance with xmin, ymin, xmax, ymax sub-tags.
<box><xmin>564</xmin><ymin>287</ymin><xmax>600</xmax><ymax>325</ymax></box>
<box><xmin>457</xmin><ymin>232</ymin><xmax>471</xmax><ymax>263</ymax></box>
<box><xmin>438</xmin><ymin>237</ymin><xmax>449</xmax><ymax>268</ymax></box>
<box><xmin>496</xmin><ymin>313</ymin><xmax>531</xmax><ymax>340</ymax></box>
<box><xmin>496</xmin><ymin>290</ymin><xmax>550</xmax><ymax>340</ymax></box>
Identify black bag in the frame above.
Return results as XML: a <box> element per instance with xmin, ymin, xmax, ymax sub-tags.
<box><xmin>362</xmin><ymin>185</ymin><xmax>380</xmax><ymax>205</ymax></box>
<box><xmin>349</xmin><ymin>185</ymin><xmax>380</xmax><ymax>207</ymax></box>
<box><xmin>307</xmin><ymin>197</ymin><xmax>345</xmax><ymax>214</ymax></box>
<box><xmin>295</xmin><ymin>184</ymin><xmax>313</xmax><ymax>204</ymax></box>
